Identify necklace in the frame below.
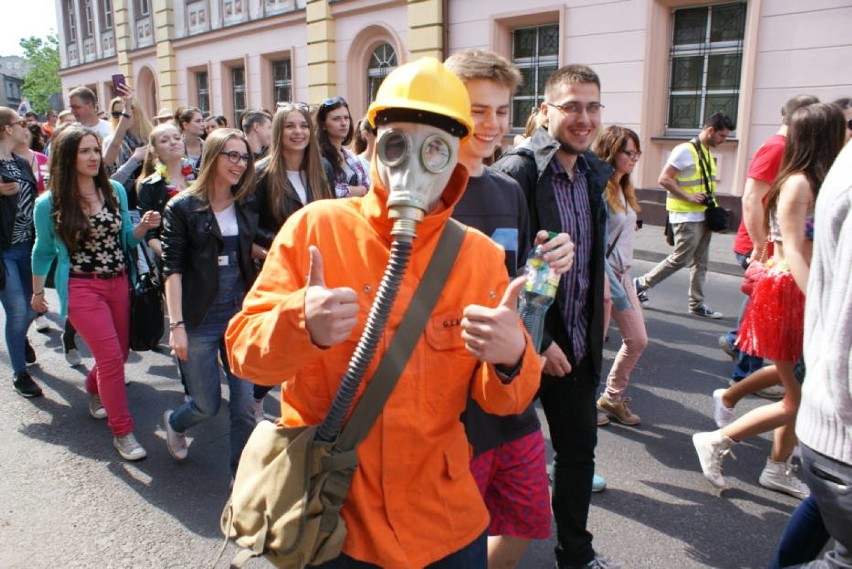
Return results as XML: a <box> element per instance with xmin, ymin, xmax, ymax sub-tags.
<box><xmin>156</xmin><ymin>159</ymin><xmax>196</xmax><ymax>198</ymax></box>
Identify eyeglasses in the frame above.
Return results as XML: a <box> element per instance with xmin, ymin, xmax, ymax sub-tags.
<box><xmin>320</xmin><ymin>97</ymin><xmax>346</xmax><ymax>109</ymax></box>
<box><xmin>110</xmin><ymin>111</ymin><xmax>123</xmax><ymax>118</ymax></box>
<box><xmin>4</xmin><ymin>119</ymin><xmax>27</xmax><ymax>128</ymax></box>
<box><xmin>219</xmin><ymin>151</ymin><xmax>252</xmax><ymax>164</ymax></box>
<box><xmin>623</xmin><ymin>149</ymin><xmax>642</xmax><ymax>161</ymax></box>
<box><xmin>545</xmin><ymin>101</ymin><xmax>604</xmax><ymax>116</ymax></box>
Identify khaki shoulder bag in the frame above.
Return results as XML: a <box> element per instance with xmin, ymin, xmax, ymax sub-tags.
<box><xmin>219</xmin><ymin>219</ymin><xmax>466</xmax><ymax>568</ymax></box>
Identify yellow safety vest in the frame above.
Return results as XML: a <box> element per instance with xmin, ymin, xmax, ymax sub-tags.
<box><xmin>666</xmin><ymin>140</ymin><xmax>716</xmax><ymax>213</ymax></box>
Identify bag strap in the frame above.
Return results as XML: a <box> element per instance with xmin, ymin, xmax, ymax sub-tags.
<box><xmin>691</xmin><ymin>139</ymin><xmax>715</xmax><ymax>205</ymax></box>
<box><xmin>335</xmin><ymin>219</ymin><xmax>466</xmax><ymax>452</ymax></box>
<box><xmin>605</xmin><ymin>225</ymin><xmax>625</xmax><ymax>259</ymax></box>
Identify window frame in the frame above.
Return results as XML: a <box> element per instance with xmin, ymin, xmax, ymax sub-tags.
<box><xmin>196</xmin><ymin>70</ymin><xmax>210</xmax><ymax>114</ymax></box>
<box><xmin>366</xmin><ymin>43</ymin><xmax>397</xmax><ymax>106</ymax></box>
<box><xmin>99</xmin><ymin>0</ymin><xmax>113</xmax><ymax>30</ymax></box>
<box><xmin>66</xmin><ymin>0</ymin><xmax>78</xmax><ymax>43</ymax></box>
<box><xmin>509</xmin><ymin>23</ymin><xmax>559</xmax><ymax>131</ymax></box>
<box><xmin>231</xmin><ymin>65</ymin><xmax>247</xmax><ymax>128</ymax></box>
<box><xmin>271</xmin><ymin>59</ymin><xmax>292</xmax><ymax>106</ymax></box>
<box><xmin>664</xmin><ymin>1</ymin><xmax>746</xmax><ymax>136</ymax></box>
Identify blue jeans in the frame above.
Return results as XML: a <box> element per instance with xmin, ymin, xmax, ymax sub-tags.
<box><xmin>797</xmin><ymin>445</ymin><xmax>852</xmax><ymax>568</ymax></box>
<box><xmin>769</xmin><ymin>495</ymin><xmax>829</xmax><ymax>568</ymax></box>
<box><xmin>307</xmin><ymin>531</ymin><xmax>486</xmax><ymax>568</ymax></box>
<box><xmin>168</xmin><ymin>296</ymin><xmax>254</xmax><ymax>473</ymax></box>
<box><xmin>0</xmin><ymin>242</ymin><xmax>37</xmax><ymax>374</ymax></box>
<box><xmin>727</xmin><ymin>252</ymin><xmax>764</xmax><ymax>381</ymax></box>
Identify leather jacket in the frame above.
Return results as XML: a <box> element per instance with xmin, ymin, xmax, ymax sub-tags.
<box><xmin>161</xmin><ymin>191</ymin><xmax>260</xmax><ymax>328</ymax></box>
<box><xmin>254</xmin><ymin>160</ymin><xmax>320</xmax><ymax>248</ymax></box>
<box><xmin>136</xmin><ymin>172</ymin><xmax>171</xmax><ymax>244</ymax></box>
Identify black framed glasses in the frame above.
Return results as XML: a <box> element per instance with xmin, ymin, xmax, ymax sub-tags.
<box><xmin>545</xmin><ymin>101</ymin><xmax>604</xmax><ymax>116</ymax></box>
<box><xmin>623</xmin><ymin>149</ymin><xmax>642</xmax><ymax>161</ymax></box>
<box><xmin>320</xmin><ymin>96</ymin><xmax>346</xmax><ymax>109</ymax></box>
<box><xmin>219</xmin><ymin>151</ymin><xmax>252</xmax><ymax>164</ymax></box>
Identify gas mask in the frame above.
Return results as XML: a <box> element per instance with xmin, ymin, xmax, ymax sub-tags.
<box><xmin>375</xmin><ymin>122</ymin><xmax>459</xmax><ymax>238</ymax></box>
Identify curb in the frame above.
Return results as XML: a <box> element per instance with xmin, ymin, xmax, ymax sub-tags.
<box><xmin>633</xmin><ymin>249</ymin><xmax>742</xmax><ymax>278</ymax></box>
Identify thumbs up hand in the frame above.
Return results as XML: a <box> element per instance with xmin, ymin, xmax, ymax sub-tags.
<box><xmin>461</xmin><ymin>276</ymin><xmax>527</xmax><ymax>366</ymax></box>
<box><xmin>304</xmin><ymin>246</ymin><xmax>360</xmax><ymax>348</ymax></box>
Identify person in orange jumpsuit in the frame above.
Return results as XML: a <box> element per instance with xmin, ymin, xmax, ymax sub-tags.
<box><xmin>225</xmin><ymin>57</ymin><xmax>542</xmax><ymax>568</ymax></box>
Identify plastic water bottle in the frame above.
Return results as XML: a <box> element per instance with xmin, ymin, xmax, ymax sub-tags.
<box><xmin>518</xmin><ymin>237</ymin><xmax>559</xmax><ymax>353</ymax></box>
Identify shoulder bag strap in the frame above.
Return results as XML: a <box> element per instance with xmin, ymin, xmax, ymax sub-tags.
<box><xmin>336</xmin><ymin>219</ymin><xmax>466</xmax><ymax>452</ymax></box>
<box><xmin>691</xmin><ymin>139</ymin><xmax>715</xmax><ymax>205</ymax></box>
<box><xmin>606</xmin><ymin>225</ymin><xmax>625</xmax><ymax>259</ymax></box>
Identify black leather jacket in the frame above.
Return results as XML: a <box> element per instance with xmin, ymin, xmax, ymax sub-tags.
<box><xmin>254</xmin><ymin>160</ymin><xmax>327</xmax><ymax>248</ymax></box>
<box><xmin>0</xmin><ymin>155</ymin><xmax>37</xmax><ymax>250</ymax></box>
<box><xmin>136</xmin><ymin>173</ymin><xmax>171</xmax><ymax>244</ymax></box>
<box><xmin>160</xmin><ymin>191</ymin><xmax>260</xmax><ymax>328</ymax></box>
<box><xmin>494</xmin><ymin>127</ymin><xmax>613</xmax><ymax>378</ymax></box>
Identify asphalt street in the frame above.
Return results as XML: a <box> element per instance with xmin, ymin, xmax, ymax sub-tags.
<box><xmin>0</xmin><ymin>233</ymin><xmax>804</xmax><ymax>568</ymax></box>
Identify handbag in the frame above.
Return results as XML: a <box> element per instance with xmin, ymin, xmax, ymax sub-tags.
<box><xmin>129</xmin><ymin>242</ymin><xmax>164</xmax><ymax>351</ymax></box>
<box><xmin>219</xmin><ymin>220</ymin><xmax>466</xmax><ymax>569</ymax></box>
<box><xmin>740</xmin><ymin>245</ymin><xmax>770</xmax><ymax>296</ymax></box>
<box><xmin>692</xmin><ymin>139</ymin><xmax>729</xmax><ymax>232</ymax></box>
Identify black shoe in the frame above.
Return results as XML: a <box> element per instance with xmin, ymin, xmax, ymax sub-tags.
<box><xmin>24</xmin><ymin>338</ymin><xmax>36</xmax><ymax>364</ymax></box>
<box><xmin>62</xmin><ymin>330</ymin><xmax>77</xmax><ymax>352</ymax></box>
<box><xmin>13</xmin><ymin>372</ymin><xmax>43</xmax><ymax>398</ymax></box>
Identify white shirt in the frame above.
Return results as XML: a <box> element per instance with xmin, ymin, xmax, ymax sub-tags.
<box><xmin>287</xmin><ymin>171</ymin><xmax>308</xmax><ymax>205</ymax></box>
<box><xmin>667</xmin><ymin>142</ymin><xmax>705</xmax><ymax>223</ymax></box>
<box><xmin>214</xmin><ymin>203</ymin><xmax>239</xmax><ymax>237</ymax></box>
<box><xmin>80</xmin><ymin>119</ymin><xmax>113</xmax><ymax>142</ymax></box>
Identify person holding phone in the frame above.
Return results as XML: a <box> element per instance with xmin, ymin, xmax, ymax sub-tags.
<box><xmin>0</xmin><ymin>108</ymin><xmax>41</xmax><ymax>398</ymax></box>
<box><xmin>103</xmin><ymin>82</ymin><xmax>153</xmax><ymax>206</ymax></box>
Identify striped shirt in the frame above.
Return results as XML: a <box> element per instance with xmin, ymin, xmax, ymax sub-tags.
<box><xmin>550</xmin><ymin>154</ymin><xmax>592</xmax><ymax>362</ymax></box>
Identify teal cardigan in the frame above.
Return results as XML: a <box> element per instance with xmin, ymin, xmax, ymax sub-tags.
<box><xmin>32</xmin><ymin>180</ymin><xmax>141</xmax><ymax>318</ymax></box>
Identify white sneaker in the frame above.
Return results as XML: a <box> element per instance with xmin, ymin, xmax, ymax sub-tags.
<box><xmin>163</xmin><ymin>410</ymin><xmax>188</xmax><ymax>460</ymax></box>
<box><xmin>756</xmin><ymin>384</ymin><xmax>785</xmax><ymax>400</ymax></box>
<box><xmin>712</xmin><ymin>389</ymin><xmax>735</xmax><ymax>428</ymax></box>
<box><xmin>65</xmin><ymin>348</ymin><xmax>82</xmax><ymax>367</ymax></box>
<box><xmin>693</xmin><ymin>431</ymin><xmax>735</xmax><ymax>489</ymax></box>
<box><xmin>35</xmin><ymin>315</ymin><xmax>51</xmax><ymax>332</ymax></box>
<box><xmin>88</xmin><ymin>393</ymin><xmax>107</xmax><ymax>420</ymax></box>
<box><xmin>113</xmin><ymin>432</ymin><xmax>147</xmax><ymax>461</ymax></box>
<box><xmin>253</xmin><ymin>398</ymin><xmax>266</xmax><ymax>423</ymax></box>
<box><xmin>759</xmin><ymin>458</ymin><xmax>810</xmax><ymax>499</ymax></box>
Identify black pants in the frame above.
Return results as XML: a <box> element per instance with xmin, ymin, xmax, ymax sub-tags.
<box><xmin>539</xmin><ymin>356</ymin><xmax>599</xmax><ymax>567</ymax></box>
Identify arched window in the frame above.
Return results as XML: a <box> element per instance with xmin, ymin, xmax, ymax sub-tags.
<box><xmin>367</xmin><ymin>43</ymin><xmax>397</xmax><ymax>104</ymax></box>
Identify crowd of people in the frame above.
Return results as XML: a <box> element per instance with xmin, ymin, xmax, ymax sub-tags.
<box><xmin>2</xmin><ymin>51</ymin><xmax>850</xmax><ymax>568</ymax></box>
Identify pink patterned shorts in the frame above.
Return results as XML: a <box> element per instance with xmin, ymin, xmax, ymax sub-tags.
<box><xmin>470</xmin><ymin>430</ymin><xmax>552</xmax><ymax>539</ymax></box>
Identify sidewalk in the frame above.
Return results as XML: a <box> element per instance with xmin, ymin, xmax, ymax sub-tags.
<box><xmin>632</xmin><ymin>223</ymin><xmax>741</xmax><ymax>277</ymax></box>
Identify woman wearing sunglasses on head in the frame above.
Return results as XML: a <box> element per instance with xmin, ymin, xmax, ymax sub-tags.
<box><xmin>31</xmin><ymin>126</ymin><xmax>161</xmax><ymax>460</ymax></box>
<box><xmin>0</xmin><ymin>108</ymin><xmax>41</xmax><ymax>398</ymax></box>
<box><xmin>249</xmin><ymin>102</ymin><xmax>334</xmax><ymax>421</ymax></box>
<box><xmin>160</xmin><ymin>128</ymin><xmax>261</xmax><ymax>474</ymax></box>
<box><xmin>316</xmin><ymin>97</ymin><xmax>369</xmax><ymax>197</ymax></box>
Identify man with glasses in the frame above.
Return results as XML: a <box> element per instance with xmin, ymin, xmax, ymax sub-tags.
<box><xmin>494</xmin><ymin>65</ymin><xmax>619</xmax><ymax>569</ymax></box>
<box><xmin>633</xmin><ymin>112</ymin><xmax>734</xmax><ymax>319</ymax></box>
<box><xmin>68</xmin><ymin>86</ymin><xmax>112</xmax><ymax>141</ymax></box>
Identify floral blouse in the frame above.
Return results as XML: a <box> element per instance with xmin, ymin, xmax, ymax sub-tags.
<box><xmin>70</xmin><ymin>206</ymin><xmax>126</xmax><ymax>274</ymax></box>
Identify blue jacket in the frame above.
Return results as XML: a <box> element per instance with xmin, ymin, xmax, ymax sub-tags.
<box><xmin>32</xmin><ymin>180</ymin><xmax>141</xmax><ymax>318</ymax></box>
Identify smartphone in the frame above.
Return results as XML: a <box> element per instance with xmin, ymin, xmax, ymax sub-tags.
<box><xmin>112</xmin><ymin>73</ymin><xmax>127</xmax><ymax>94</ymax></box>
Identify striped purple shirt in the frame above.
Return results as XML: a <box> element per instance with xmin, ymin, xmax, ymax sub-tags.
<box><xmin>549</xmin><ymin>155</ymin><xmax>592</xmax><ymax>362</ymax></box>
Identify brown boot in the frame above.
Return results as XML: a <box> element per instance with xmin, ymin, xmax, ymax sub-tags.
<box><xmin>597</xmin><ymin>395</ymin><xmax>641</xmax><ymax>426</ymax></box>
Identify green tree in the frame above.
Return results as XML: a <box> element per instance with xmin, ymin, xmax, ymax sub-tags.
<box><xmin>20</xmin><ymin>35</ymin><xmax>61</xmax><ymax>114</ymax></box>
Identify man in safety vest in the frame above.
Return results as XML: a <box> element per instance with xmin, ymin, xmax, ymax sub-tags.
<box><xmin>633</xmin><ymin>111</ymin><xmax>734</xmax><ymax>318</ymax></box>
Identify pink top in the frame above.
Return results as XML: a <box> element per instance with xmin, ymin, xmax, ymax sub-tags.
<box><xmin>31</xmin><ymin>152</ymin><xmax>49</xmax><ymax>194</ymax></box>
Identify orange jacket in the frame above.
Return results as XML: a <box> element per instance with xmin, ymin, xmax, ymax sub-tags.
<box><xmin>226</xmin><ymin>165</ymin><xmax>541</xmax><ymax>568</ymax></box>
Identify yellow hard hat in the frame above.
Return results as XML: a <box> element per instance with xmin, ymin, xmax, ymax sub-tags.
<box><xmin>367</xmin><ymin>57</ymin><xmax>473</xmax><ymax>141</ymax></box>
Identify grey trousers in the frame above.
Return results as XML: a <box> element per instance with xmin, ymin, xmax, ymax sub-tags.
<box><xmin>640</xmin><ymin>220</ymin><xmax>711</xmax><ymax>309</ymax></box>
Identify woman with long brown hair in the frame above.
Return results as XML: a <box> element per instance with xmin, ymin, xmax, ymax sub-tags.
<box><xmin>160</xmin><ymin>128</ymin><xmax>260</xmax><ymax>473</ymax></box>
<box><xmin>592</xmin><ymin>126</ymin><xmax>647</xmax><ymax>426</ymax></box>
<box><xmin>250</xmin><ymin>102</ymin><xmax>333</xmax><ymax>420</ymax></box>
<box><xmin>31</xmin><ymin>126</ymin><xmax>160</xmax><ymax>460</ymax></box>
<box><xmin>316</xmin><ymin>97</ymin><xmax>368</xmax><ymax>197</ymax></box>
<box><xmin>693</xmin><ymin>103</ymin><xmax>847</xmax><ymax>498</ymax></box>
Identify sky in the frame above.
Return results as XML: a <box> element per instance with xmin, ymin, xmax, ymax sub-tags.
<box><xmin>1</xmin><ymin>0</ymin><xmax>59</xmax><ymax>57</ymax></box>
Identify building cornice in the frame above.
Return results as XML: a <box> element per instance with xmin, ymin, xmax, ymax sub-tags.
<box><xmin>59</xmin><ymin>55</ymin><xmax>119</xmax><ymax>75</ymax></box>
<box><xmin>172</xmin><ymin>9</ymin><xmax>307</xmax><ymax>49</ymax></box>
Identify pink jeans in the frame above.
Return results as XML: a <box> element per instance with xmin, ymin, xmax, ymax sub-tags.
<box><xmin>68</xmin><ymin>274</ymin><xmax>133</xmax><ymax>436</ymax></box>
<box><xmin>602</xmin><ymin>270</ymin><xmax>648</xmax><ymax>401</ymax></box>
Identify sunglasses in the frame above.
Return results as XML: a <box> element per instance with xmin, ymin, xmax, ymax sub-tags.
<box><xmin>219</xmin><ymin>151</ymin><xmax>252</xmax><ymax>165</ymax></box>
<box><xmin>110</xmin><ymin>111</ymin><xmax>123</xmax><ymax>118</ymax></box>
<box><xmin>277</xmin><ymin>101</ymin><xmax>311</xmax><ymax>113</ymax></box>
<box><xmin>320</xmin><ymin>96</ymin><xmax>347</xmax><ymax>109</ymax></box>
<box><xmin>5</xmin><ymin>119</ymin><xmax>27</xmax><ymax>128</ymax></box>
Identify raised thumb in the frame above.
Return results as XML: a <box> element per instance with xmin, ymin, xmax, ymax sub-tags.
<box><xmin>307</xmin><ymin>245</ymin><xmax>326</xmax><ymax>287</ymax></box>
<box><xmin>499</xmin><ymin>276</ymin><xmax>527</xmax><ymax>308</ymax></box>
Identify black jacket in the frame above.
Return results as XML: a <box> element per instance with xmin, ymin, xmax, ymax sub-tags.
<box><xmin>494</xmin><ymin>127</ymin><xmax>613</xmax><ymax>378</ymax></box>
<box><xmin>136</xmin><ymin>172</ymin><xmax>172</xmax><ymax>244</ymax></box>
<box><xmin>254</xmin><ymin>161</ymin><xmax>323</xmax><ymax>248</ymax></box>
<box><xmin>0</xmin><ymin>155</ymin><xmax>37</xmax><ymax>250</ymax></box>
<box><xmin>161</xmin><ymin>191</ymin><xmax>260</xmax><ymax>329</ymax></box>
